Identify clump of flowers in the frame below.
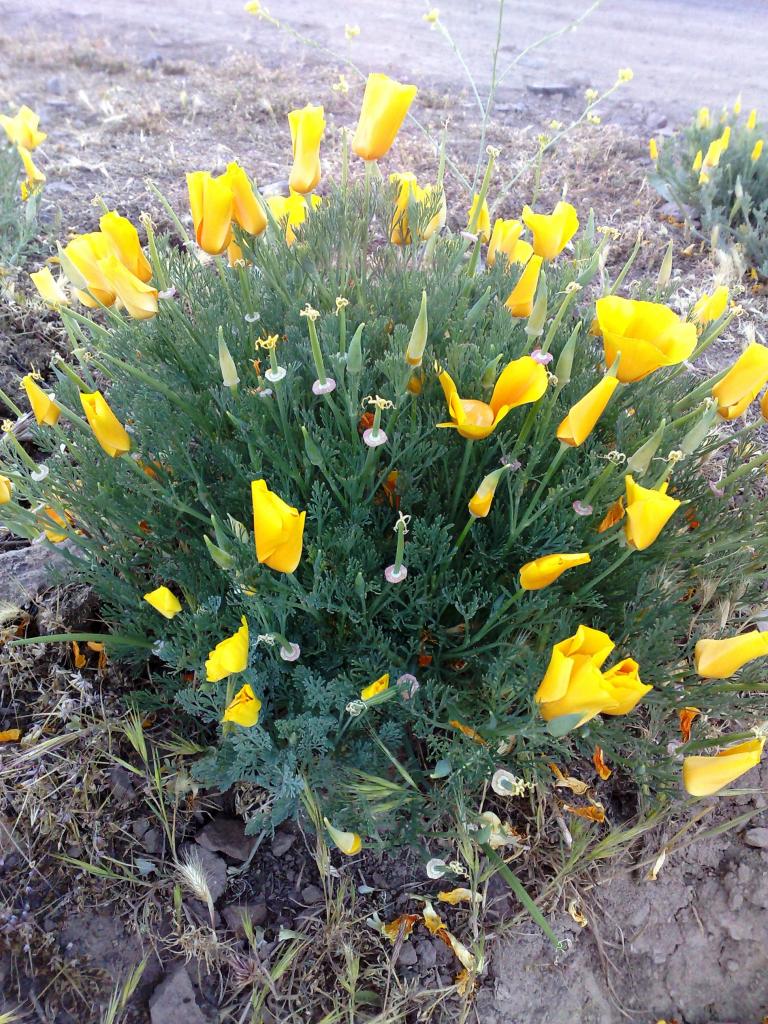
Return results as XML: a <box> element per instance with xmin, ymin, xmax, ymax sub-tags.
<box><xmin>4</xmin><ymin>73</ymin><xmax>768</xmax><ymax>851</ymax></box>
<box><xmin>651</xmin><ymin>95</ymin><xmax>768</xmax><ymax>274</ymax></box>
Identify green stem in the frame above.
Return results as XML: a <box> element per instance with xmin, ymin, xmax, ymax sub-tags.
<box><xmin>449</xmin><ymin>439</ymin><xmax>475</xmax><ymax>523</ymax></box>
<box><xmin>482</xmin><ymin>845</ymin><xmax>564</xmax><ymax>951</ymax></box>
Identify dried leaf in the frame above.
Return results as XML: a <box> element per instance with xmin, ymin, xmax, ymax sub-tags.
<box><xmin>549</xmin><ymin>762</ymin><xmax>590</xmax><ymax>795</ymax></box>
<box><xmin>72</xmin><ymin>640</ymin><xmax>86</xmax><ymax>669</ymax></box>
<box><xmin>382</xmin><ymin>913</ymin><xmax>419</xmax><ymax>943</ymax></box>
<box><xmin>592</xmin><ymin>746</ymin><xmax>612</xmax><ymax>780</ymax></box>
<box><xmin>647</xmin><ymin>848</ymin><xmax>667</xmax><ymax>881</ymax></box>
<box><xmin>563</xmin><ymin>801</ymin><xmax>606</xmax><ymax>823</ymax></box>
<box><xmin>597</xmin><ymin>496</ymin><xmax>625</xmax><ymax>533</ymax></box>
<box><xmin>455</xmin><ymin>967</ymin><xmax>476</xmax><ymax>997</ymax></box>
<box><xmin>567</xmin><ymin>899</ymin><xmax>588</xmax><ymax>927</ymax></box>
<box><xmin>678</xmin><ymin>706</ymin><xmax>701</xmax><ymax>743</ymax></box>
<box><xmin>441</xmin><ymin>929</ymin><xmax>477</xmax><ymax>972</ymax></box>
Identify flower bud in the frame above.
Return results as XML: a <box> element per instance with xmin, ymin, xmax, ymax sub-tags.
<box><xmin>480</xmin><ymin>354</ymin><xmax>504</xmax><ymax>389</ymax></box>
<box><xmin>626</xmin><ymin>420</ymin><xmax>666</xmax><ymax>476</ymax></box>
<box><xmin>656</xmin><ymin>241</ymin><xmax>673</xmax><ymax>290</ymax></box>
<box><xmin>553</xmin><ymin>323</ymin><xmax>579</xmax><ymax>389</ymax></box>
<box><xmin>405</xmin><ymin>289</ymin><xmax>428</xmax><ymax>367</ymax></box>
<box><xmin>346</xmin><ymin>322</ymin><xmax>364</xmax><ymax>376</ymax></box>
<box><xmin>465</xmin><ymin>286</ymin><xmax>491</xmax><ymax>328</ymax></box>
<box><xmin>525</xmin><ymin>273</ymin><xmax>548</xmax><ymax>340</ymax></box>
<box><xmin>302</xmin><ymin>425</ymin><xmax>324</xmax><ymax>467</ymax></box>
<box><xmin>354</xmin><ymin>572</ymin><xmax>366</xmax><ymax>602</ymax></box>
<box><xmin>218</xmin><ymin>330</ymin><xmax>239</xmax><ymax>389</ymax></box>
<box><xmin>204</xmin><ymin>534</ymin><xmax>235</xmax><ymax>569</ymax></box>
<box><xmin>680</xmin><ymin>402</ymin><xmax>718</xmax><ymax>455</ymax></box>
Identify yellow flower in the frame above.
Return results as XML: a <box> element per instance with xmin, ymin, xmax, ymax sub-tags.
<box><xmin>692</xmin><ymin>149</ymin><xmax>703</xmax><ymax>172</ymax></box>
<box><xmin>733</xmin><ymin>93</ymin><xmax>742</xmax><ymax>115</ymax></box>
<box><xmin>747</xmin><ymin>109</ymin><xmax>758</xmax><ymax>131</ymax></box>
<box><xmin>389</xmin><ymin>172</ymin><xmax>445</xmax><ymax>245</ymax></box>
<box><xmin>61</xmin><ymin>232</ymin><xmax>118</xmax><ymax>306</ymax></box>
<box><xmin>751</xmin><ymin>139</ymin><xmax>764</xmax><ymax>162</ymax></box>
<box><xmin>205</xmin><ymin>616</ymin><xmax>249</xmax><ymax>682</ymax></box>
<box><xmin>0</xmin><ymin>475</ymin><xmax>13</xmax><ymax>504</ymax></box>
<box><xmin>266</xmin><ymin>191</ymin><xmax>319</xmax><ymax>245</ymax></box>
<box><xmin>694</xmin><ymin>631</ymin><xmax>768</xmax><ymax>679</ymax></box>
<box><xmin>699</xmin><ymin>138</ymin><xmax>723</xmax><ymax>182</ymax></box>
<box><xmin>361</xmin><ymin>673</ymin><xmax>390</xmax><ymax>700</ymax></box>
<box><xmin>437</xmin><ymin>357</ymin><xmax>548</xmax><ymax>440</ymax></box>
<box><xmin>487</xmin><ymin>218</ymin><xmax>531</xmax><ymax>268</ymax></box>
<box><xmin>287</xmin><ymin>105</ymin><xmax>325</xmax><ymax>194</ymax></box>
<box><xmin>0</xmin><ymin>105</ymin><xmax>46</xmax><ymax>149</ymax></box>
<box><xmin>624</xmin><ymin>474</ymin><xmax>680</xmax><ymax>551</ymax></box>
<box><xmin>18</xmin><ymin>145</ymin><xmax>46</xmax><ymax>199</ymax></box>
<box><xmin>79</xmin><ymin>390</ymin><xmax>131</xmax><ymax>457</ymax></box>
<box><xmin>222</xmin><ymin>683</ymin><xmax>261</xmax><ymax>727</ymax></box>
<box><xmin>519</xmin><ymin>552</ymin><xmax>591</xmax><ymax>591</ymax></box>
<box><xmin>41</xmin><ymin>506</ymin><xmax>68</xmax><ymax>543</ymax></box>
<box><xmin>30</xmin><ymin>267</ymin><xmax>69</xmax><ymax>305</ymax></box>
<box><xmin>683</xmin><ymin>737</ymin><xmax>765</xmax><ymax>797</ymax></box>
<box><xmin>719</xmin><ymin>125</ymin><xmax>731</xmax><ymax>150</ymax></box>
<box><xmin>617</xmin><ymin>68</ymin><xmax>633</xmax><ymax>82</ymax></box>
<box><xmin>468</xmin><ymin>466</ymin><xmax>507</xmax><ymax>518</ymax></box>
<box><xmin>696</xmin><ymin>106</ymin><xmax>710</xmax><ymax>129</ymax></box>
<box><xmin>648</xmin><ymin>138</ymin><xmax>658</xmax><ymax>161</ymax></box>
<box><xmin>712</xmin><ymin>342</ymin><xmax>768</xmax><ymax>420</ymax></box>
<box><xmin>187</xmin><ymin>170</ymin><xmax>234</xmax><ymax>254</ymax></box>
<box><xmin>222</xmin><ymin>162</ymin><xmax>268</xmax><ymax>236</ymax></box>
<box><xmin>467</xmin><ymin>194</ymin><xmax>491</xmax><ymax>242</ymax></box>
<box><xmin>351</xmin><ymin>73</ymin><xmax>417</xmax><ymax>162</ymax></box>
<box><xmin>99</xmin><ymin>211</ymin><xmax>152</xmax><ymax>282</ymax></box>
<box><xmin>251</xmin><ymin>479</ymin><xmax>306</xmax><ymax>574</ymax></box>
<box><xmin>692</xmin><ymin>285</ymin><xmax>728</xmax><ymax>324</ymax></box>
<box><xmin>243</xmin><ymin>0</ymin><xmax>263</xmax><ymax>13</ymax></box>
<box><xmin>522</xmin><ymin>201</ymin><xmax>579</xmax><ymax>260</ymax></box>
<box><xmin>601</xmin><ymin>658</ymin><xmax>653</xmax><ymax>715</ymax></box>
<box><xmin>504</xmin><ymin>254</ymin><xmax>543</xmax><ymax>318</ymax></box>
<box><xmin>534</xmin><ymin>625</ymin><xmax>618</xmax><ymax>725</ymax></box>
<box><xmin>22</xmin><ymin>374</ymin><xmax>60</xmax><ymax>426</ymax></box>
<box><xmin>556</xmin><ymin>375</ymin><xmax>619</xmax><ymax>447</ymax></box>
<box><xmin>594</xmin><ymin>295</ymin><xmax>697</xmax><ymax>382</ymax></box>
<box><xmin>143</xmin><ymin>585</ymin><xmax>182</xmax><ymax>619</ymax></box>
<box><xmin>99</xmin><ymin>254</ymin><xmax>159</xmax><ymax>320</ymax></box>
<box><xmin>324</xmin><ymin>816</ymin><xmax>362</xmax><ymax>855</ymax></box>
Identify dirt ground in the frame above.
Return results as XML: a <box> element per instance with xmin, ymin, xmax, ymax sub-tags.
<box><xmin>1</xmin><ymin>2</ymin><xmax>768</xmax><ymax>1022</ymax></box>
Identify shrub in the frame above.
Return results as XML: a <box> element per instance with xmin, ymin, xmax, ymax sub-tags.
<box><xmin>0</xmin><ymin>105</ymin><xmax>47</xmax><ymax>266</ymax></box>
<box><xmin>4</xmin><ymin>78</ymin><xmax>768</xmax><ymax>849</ymax></box>
<box><xmin>651</xmin><ymin>98</ymin><xmax>768</xmax><ymax>274</ymax></box>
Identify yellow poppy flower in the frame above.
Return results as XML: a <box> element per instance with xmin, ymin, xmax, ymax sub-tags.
<box><xmin>222</xmin><ymin>162</ymin><xmax>267</xmax><ymax>236</ymax></box>
<box><xmin>437</xmin><ymin>356</ymin><xmax>548</xmax><ymax>440</ymax></box>
<box><xmin>468</xmin><ymin>466</ymin><xmax>507</xmax><ymax>518</ymax></box>
<box><xmin>694</xmin><ymin>631</ymin><xmax>768</xmax><ymax>679</ymax></box>
<box><xmin>79</xmin><ymin>391</ymin><xmax>131</xmax><ymax>457</ymax></box>
<box><xmin>487</xmin><ymin>218</ymin><xmax>529</xmax><ymax>267</ymax></box>
<box><xmin>41</xmin><ymin>506</ymin><xmax>68</xmax><ymax>543</ymax></box>
<box><xmin>288</xmin><ymin>104</ymin><xmax>325</xmax><ymax>194</ymax></box>
<box><xmin>683</xmin><ymin>737</ymin><xmax>765</xmax><ymax>797</ymax></box>
<box><xmin>351</xmin><ymin>73</ymin><xmax>417</xmax><ymax>161</ymax></box>
<box><xmin>747</xmin><ymin>109</ymin><xmax>758</xmax><ymax>131</ymax></box>
<box><xmin>522</xmin><ymin>201</ymin><xmax>579</xmax><ymax>260</ymax></box>
<box><xmin>712</xmin><ymin>342</ymin><xmax>768</xmax><ymax>420</ymax></box>
<box><xmin>389</xmin><ymin>172</ymin><xmax>445</xmax><ymax>245</ymax></box>
<box><xmin>251</xmin><ymin>479</ymin><xmax>306</xmax><ymax>574</ymax></box>
<box><xmin>0</xmin><ymin>476</ymin><xmax>13</xmax><ymax>504</ymax></box>
<box><xmin>98</xmin><ymin>254</ymin><xmax>158</xmax><ymax>320</ymax></box>
<box><xmin>18</xmin><ymin>145</ymin><xmax>45</xmax><ymax>198</ymax></box>
<box><xmin>752</xmin><ymin>139</ymin><xmax>764</xmax><ymax>162</ymax></box>
<box><xmin>648</xmin><ymin>138</ymin><xmax>658</xmax><ymax>160</ymax></box>
<box><xmin>556</xmin><ymin>375</ymin><xmax>619</xmax><ymax>446</ymax></box>
<box><xmin>266</xmin><ymin>191</ymin><xmax>320</xmax><ymax>245</ymax></box>
<box><xmin>601</xmin><ymin>658</ymin><xmax>653</xmax><ymax>715</ymax></box>
<box><xmin>692</xmin><ymin>285</ymin><xmax>728</xmax><ymax>324</ymax></box>
<box><xmin>222</xmin><ymin>682</ymin><xmax>261</xmax><ymax>727</ymax></box>
<box><xmin>624</xmin><ymin>474</ymin><xmax>680</xmax><ymax>550</ymax></box>
<box><xmin>535</xmin><ymin>626</ymin><xmax>617</xmax><ymax>725</ymax></box>
<box><xmin>22</xmin><ymin>374</ymin><xmax>60</xmax><ymax>426</ymax></box>
<box><xmin>187</xmin><ymin>170</ymin><xmax>234</xmax><ymax>254</ymax></box>
<box><xmin>595</xmin><ymin>296</ymin><xmax>697</xmax><ymax>382</ymax></box>
<box><xmin>504</xmin><ymin>254</ymin><xmax>543</xmax><ymax>318</ymax></box>
<box><xmin>30</xmin><ymin>267</ymin><xmax>69</xmax><ymax>306</ymax></box>
<box><xmin>0</xmin><ymin>105</ymin><xmax>46</xmax><ymax>149</ymax></box>
<box><xmin>519</xmin><ymin>553</ymin><xmax>591</xmax><ymax>591</ymax></box>
<box><xmin>360</xmin><ymin>673</ymin><xmax>390</xmax><ymax>700</ymax></box>
<box><xmin>205</xmin><ymin>616</ymin><xmax>249</xmax><ymax>682</ymax></box>
<box><xmin>61</xmin><ymin>232</ymin><xmax>117</xmax><ymax>306</ymax></box>
<box><xmin>99</xmin><ymin>211</ymin><xmax>153</xmax><ymax>282</ymax></box>
<box><xmin>143</xmin><ymin>586</ymin><xmax>182</xmax><ymax>619</ymax></box>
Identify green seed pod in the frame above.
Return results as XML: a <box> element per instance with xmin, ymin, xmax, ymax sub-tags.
<box><xmin>217</xmin><ymin>327</ymin><xmax>239</xmax><ymax>389</ymax></box>
<box><xmin>554</xmin><ymin>323</ymin><xmax>580</xmax><ymax>388</ymax></box>
<box><xmin>302</xmin><ymin>426</ymin><xmax>324</xmax><ymax>467</ymax></box>
<box><xmin>680</xmin><ymin>403</ymin><xmax>718</xmax><ymax>456</ymax></box>
<box><xmin>465</xmin><ymin>286</ymin><xmax>492</xmax><ymax>328</ymax></box>
<box><xmin>354</xmin><ymin>572</ymin><xmax>366</xmax><ymax>602</ymax></box>
<box><xmin>656</xmin><ymin>241</ymin><xmax>673</xmax><ymax>290</ymax></box>
<box><xmin>204</xmin><ymin>534</ymin><xmax>234</xmax><ymax>569</ymax></box>
<box><xmin>626</xmin><ymin>420</ymin><xmax>666</xmax><ymax>476</ymax></box>
<box><xmin>346</xmin><ymin>322</ymin><xmax>365</xmax><ymax>377</ymax></box>
<box><xmin>525</xmin><ymin>273</ymin><xmax>548</xmax><ymax>340</ymax></box>
<box><xmin>480</xmin><ymin>353</ymin><xmax>504</xmax><ymax>388</ymax></box>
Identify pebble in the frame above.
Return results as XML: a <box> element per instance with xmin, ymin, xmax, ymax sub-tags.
<box><xmin>301</xmin><ymin>884</ymin><xmax>324</xmax><ymax>905</ymax></box>
<box><xmin>744</xmin><ymin>827</ymin><xmax>768</xmax><ymax>850</ymax></box>
<box><xmin>397</xmin><ymin>942</ymin><xmax>418</xmax><ymax>967</ymax></box>
<box><xmin>271</xmin><ymin>831</ymin><xmax>295</xmax><ymax>857</ymax></box>
<box><xmin>222</xmin><ymin>902</ymin><xmax>267</xmax><ymax>936</ymax></box>
<box><xmin>415</xmin><ymin>938</ymin><xmax>437</xmax><ymax>969</ymax></box>
<box><xmin>149</xmin><ymin>965</ymin><xmax>206</xmax><ymax>1024</ymax></box>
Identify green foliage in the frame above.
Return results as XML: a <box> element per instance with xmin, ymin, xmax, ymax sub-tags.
<box><xmin>3</xmin><ymin>174</ymin><xmax>768</xmax><ymax>844</ymax></box>
<box><xmin>0</xmin><ymin>143</ymin><xmax>39</xmax><ymax>267</ymax></box>
<box><xmin>651</xmin><ymin>100</ymin><xmax>768</xmax><ymax>273</ymax></box>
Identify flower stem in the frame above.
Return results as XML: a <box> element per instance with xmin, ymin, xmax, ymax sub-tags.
<box><xmin>450</xmin><ymin>439</ymin><xmax>475</xmax><ymax>524</ymax></box>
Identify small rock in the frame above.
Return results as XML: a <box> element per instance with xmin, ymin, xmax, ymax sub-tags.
<box><xmin>271</xmin><ymin>831</ymin><xmax>295</xmax><ymax>857</ymax></box>
<box><xmin>415</xmin><ymin>938</ymin><xmax>437</xmax><ymax>969</ymax></box>
<box><xmin>196</xmin><ymin>816</ymin><xmax>254</xmax><ymax>862</ymax></box>
<box><xmin>108</xmin><ymin>766</ymin><xmax>137</xmax><ymax>803</ymax></box>
<box><xmin>142</xmin><ymin>828</ymin><xmax>163</xmax><ymax>855</ymax></box>
<box><xmin>745</xmin><ymin>827</ymin><xmax>768</xmax><ymax>849</ymax></box>
<box><xmin>222</xmin><ymin>902</ymin><xmax>268</xmax><ymax>936</ymax></box>
<box><xmin>301</xmin><ymin>884</ymin><xmax>324</xmax><ymax>905</ymax></box>
<box><xmin>45</xmin><ymin>75</ymin><xmax>66</xmax><ymax>95</ymax></box>
<box><xmin>396</xmin><ymin>942</ymin><xmax>418</xmax><ymax>967</ymax></box>
<box><xmin>0</xmin><ymin>542</ymin><xmax>75</xmax><ymax>620</ymax></box>
<box><xmin>525</xmin><ymin>80</ymin><xmax>579</xmax><ymax>97</ymax></box>
<box><xmin>179</xmin><ymin>843</ymin><xmax>227</xmax><ymax>902</ymax></box>
<box><xmin>131</xmin><ymin>817</ymin><xmax>150</xmax><ymax>840</ymax></box>
<box><xmin>149</xmin><ymin>965</ymin><xmax>206</xmax><ymax>1024</ymax></box>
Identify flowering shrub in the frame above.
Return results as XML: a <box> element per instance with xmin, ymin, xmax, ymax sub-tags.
<box><xmin>0</xmin><ymin>105</ymin><xmax>46</xmax><ymax>264</ymax></box>
<box><xmin>4</xmin><ymin>76</ymin><xmax>768</xmax><ymax>847</ymax></box>
<box><xmin>650</xmin><ymin>97</ymin><xmax>768</xmax><ymax>274</ymax></box>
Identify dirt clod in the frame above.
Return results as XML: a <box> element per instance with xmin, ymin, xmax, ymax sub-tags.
<box><xmin>149</xmin><ymin>965</ymin><xmax>207</xmax><ymax>1024</ymax></box>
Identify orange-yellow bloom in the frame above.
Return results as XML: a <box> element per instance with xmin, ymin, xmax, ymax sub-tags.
<box><xmin>683</xmin><ymin>737</ymin><xmax>765</xmax><ymax>796</ymax></box>
<box><xmin>468</xmin><ymin>466</ymin><xmax>507</xmax><ymax>518</ymax></box>
<box><xmin>534</xmin><ymin>625</ymin><xmax>617</xmax><ymax>726</ymax></box>
<box><xmin>22</xmin><ymin>374</ymin><xmax>60</xmax><ymax>426</ymax></box>
<box><xmin>251</xmin><ymin>479</ymin><xmax>306</xmax><ymax>573</ymax></box>
<box><xmin>99</xmin><ymin>211</ymin><xmax>152</xmax><ymax>282</ymax></box>
<box><xmin>751</xmin><ymin>139</ymin><xmax>763</xmax><ymax>162</ymax></box>
<box><xmin>487</xmin><ymin>218</ymin><xmax>530</xmax><ymax>267</ymax></box>
<box><xmin>648</xmin><ymin>138</ymin><xmax>658</xmax><ymax>161</ymax></box>
<box><xmin>712</xmin><ymin>342</ymin><xmax>768</xmax><ymax>420</ymax></box>
<box><xmin>205</xmin><ymin>616</ymin><xmax>249</xmax><ymax>682</ymax></box>
<box><xmin>467</xmin><ymin>194</ymin><xmax>491</xmax><ymax>242</ymax></box>
<box><xmin>0</xmin><ymin>476</ymin><xmax>13</xmax><ymax>504</ymax></box>
<box><xmin>80</xmin><ymin>390</ymin><xmax>131</xmax><ymax>457</ymax></box>
<box><xmin>187</xmin><ymin>170</ymin><xmax>234</xmax><ymax>254</ymax></box>
<box><xmin>0</xmin><ymin>105</ymin><xmax>46</xmax><ymax>149</ymax></box>
<box><xmin>361</xmin><ymin>673</ymin><xmax>389</xmax><ymax>700</ymax></box>
<box><xmin>41</xmin><ymin>506</ymin><xmax>68</xmax><ymax>543</ymax></box>
<box><xmin>222</xmin><ymin>683</ymin><xmax>261</xmax><ymax>727</ymax></box>
<box><xmin>522</xmin><ymin>201</ymin><xmax>579</xmax><ymax>260</ymax></box>
<box><xmin>143</xmin><ymin>585</ymin><xmax>182</xmax><ymax>619</ymax></box>
<box><xmin>747</xmin><ymin>109</ymin><xmax>758</xmax><ymax>131</ymax></box>
<box><xmin>30</xmin><ymin>267</ymin><xmax>69</xmax><ymax>305</ymax></box>
<box><xmin>504</xmin><ymin>254</ymin><xmax>543</xmax><ymax>318</ymax></box>
<box><xmin>99</xmin><ymin>254</ymin><xmax>158</xmax><ymax>320</ymax></box>
<box><xmin>595</xmin><ymin>296</ymin><xmax>697</xmax><ymax>382</ymax></box>
<box><xmin>288</xmin><ymin>104</ymin><xmax>325</xmax><ymax>194</ymax></box>
<box><xmin>694</xmin><ymin>631</ymin><xmax>768</xmax><ymax>679</ymax></box>
<box><xmin>601</xmin><ymin>658</ymin><xmax>653</xmax><ymax>715</ymax></box>
<box><xmin>266</xmin><ymin>191</ymin><xmax>320</xmax><ymax>245</ymax></box>
<box><xmin>61</xmin><ymin>232</ymin><xmax>118</xmax><ymax>306</ymax></box>
<box><xmin>624</xmin><ymin>474</ymin><xmax>680</xmax><ymax>550</ymax></box>
<box><xmin>18</xmin><ymin>145</ymin><xmax>45</xmax><ymax>199</ymax></box>
<box><xmin>351</xmin><ymin>73</ymin><xmax>417</xmax><ymax>161</ymax></box>
<box><xmin>222</xmin><ymin>162</ymin><xmax>267</xmax><ymax>236</ymax></box>
<box><xmin>519</xmin><ymin>553</ymin><xmax>591</xmax><ymax>591</ymax></box>
<box><xmin>692</xmin><ymin>285</ymin><xmax>728</xmax><ymax>325</ymax></box>
<box><xmin>556</xmin><ymin>376</ymin><xmax>619</xmax><ymax>446</ymax></box>
<box><xmin>389</xmin><ymin>172</ymin><xmax>445</xmax><ymax>244</ymax></box>
<box><xmin>437</xmin><ymin>357</ymin><xmax>548</xmax><ymax>440</ymax></box>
